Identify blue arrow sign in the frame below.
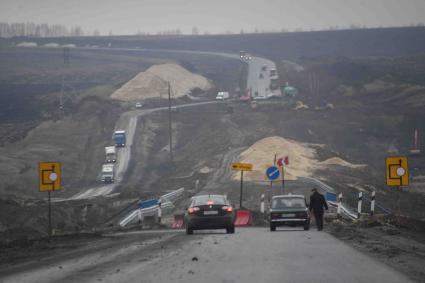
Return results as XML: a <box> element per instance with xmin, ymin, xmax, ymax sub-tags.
<box><xmin>266</xmin><ymin>166</ymin><xmax>280</xmax><ymax>181</ymax></box>
<box><xmin>325</xmin><ymin>192</ymin><xmax>337</xmax><ymax>202</ymax></box>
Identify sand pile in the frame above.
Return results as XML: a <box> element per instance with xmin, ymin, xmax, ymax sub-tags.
<box><xmin>111</xmin><ymin>64</ymin><xmax>212</xmax><ymax>101</ymax></box>
<box><xmin>232</xmin><ymin>136</ymin><xmax>365</xmax><ymax>181</ymax></box>
<box><xmin>318</xmin><ymin>157</ymin><xmax>366</xmax><ymax>169</ymax></box>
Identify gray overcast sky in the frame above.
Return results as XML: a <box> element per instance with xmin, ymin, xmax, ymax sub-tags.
<box><xmin>1</xmin><ymin>0</ymin><xmax>425</xmax><ymax>34</ymax></box>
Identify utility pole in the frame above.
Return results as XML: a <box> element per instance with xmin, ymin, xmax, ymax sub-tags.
<box><xmin>60</xmin><ymin>47</ymin><xmax>70</xmax><ymax>110</ymax></box>
<box><xmin>59</xmin><ymin>47</ymin><xmax>77</xmax><ymax>111</ymax></box>
<box><xmin>168</xmin><ymin>82</ymin><xmax>173</xmax><ymax>164</ymax></box>
<box><xmin>48</xmin><ymin>191</ymin><xmax>52</xmax><ymax>237</ymax></box>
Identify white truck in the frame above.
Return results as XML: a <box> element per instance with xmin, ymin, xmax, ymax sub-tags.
<box><xmin>101</xmin><ymin>164</ymin><xmax>115</xmax><ymax>183</ymax></box>
<box><xmin>105</xmin><ymin>146</ymin><xmax>117</xmax><ymax>163</ymax></box>
<box><xmin>216</xmin><ymin>91</ymin><xmax>230</xmax><ymax>100</ymax></box>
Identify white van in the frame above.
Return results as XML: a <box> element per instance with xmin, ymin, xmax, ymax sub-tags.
<box><xmin>216</xmin><ymin>91</ymin><xmax>230</xmax><ymax>100</ymax></box>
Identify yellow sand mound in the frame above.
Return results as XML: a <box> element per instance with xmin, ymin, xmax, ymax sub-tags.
<box><xmin>111</xmin><ymin>63</ymin><xmax>212</xmax><ymax>101</ymax></box>
<box><xmin>232</xmin><ymin>136</ymin><xmax>365</xmax><ymax>181</ymax></box>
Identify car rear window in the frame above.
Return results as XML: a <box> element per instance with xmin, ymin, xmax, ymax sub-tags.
<box><xmin>272</xmin><ymin>197</ymin><xmax>306</xmax><ymax>209</ymax></box>
<box><xmin>192</xmin><ymin>195</ymin><xmax>227</xmax><ymax>206</ymax></box>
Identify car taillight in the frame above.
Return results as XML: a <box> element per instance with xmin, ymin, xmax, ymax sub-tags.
<box><xmin>222</xmin><ymin>206</ymin><xmax>233</xmax><ymax>212</ymax></box>
<box><xmin>188</xmin><ymin>207</ymin><xmax>200</xmax><ymax>214</ymax></box>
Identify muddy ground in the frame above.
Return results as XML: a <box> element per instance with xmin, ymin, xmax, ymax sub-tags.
<box><xmin>327</xmin><ymin>216</ymin><xmax>425</xmax><ymax>283</ymax></box>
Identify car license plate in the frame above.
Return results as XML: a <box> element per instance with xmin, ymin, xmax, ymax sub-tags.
<box><xmin>283</xmin><ymin>213</ymin><xmax>295</xmax><ymax>217</ymax></box>
<box><xmin>204</xmin><ymin>211</ymin><xmax>218</xmax><ymax>215</ymax></box>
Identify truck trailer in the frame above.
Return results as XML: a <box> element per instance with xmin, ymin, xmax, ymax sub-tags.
<box><xmin>114</xmin><ymin>130</ymin><xmax>126</xmax><ymax>147</ymax></box>
<box><xmin>105</xmin><ymin>146</ymin><xmax>117</xmax><ymax>163</ymax></box>
<box><xmin>101</xmin><ymin>164</ymin><xmax>115</xmax><ymax>183</ymax></box>
<box><xmin>216</xmin><ymin>91</ymin><xmax>229</xmax><ymax>100</ymax></box>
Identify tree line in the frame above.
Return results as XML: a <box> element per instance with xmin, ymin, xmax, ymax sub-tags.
<box><xmin>0</xmin><ymin>22</ymin><xmax>97</xmax><ymax>38</ymax></box>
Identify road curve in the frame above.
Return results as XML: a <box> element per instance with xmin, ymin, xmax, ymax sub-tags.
<box><xmin>62</xmin><ymin>47</ymin><xmax>280</xmax><ymax>200</ymax></box>
<box><xmin>67</xmin><ymin>100</ymin><xmax>220</xmax><ymax>200</ymax></box>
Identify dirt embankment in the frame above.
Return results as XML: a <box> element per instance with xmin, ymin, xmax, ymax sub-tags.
<box><xmin>0</xmin><ymin>96</ymin><xmax>121</xmax><ymax>199</ymax></box>
<box><xmin>110</xmin><ymin>63</ymin><xmax>212</xmax><ymax>101</ymax></box>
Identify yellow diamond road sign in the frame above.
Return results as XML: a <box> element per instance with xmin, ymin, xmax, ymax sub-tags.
<box><xmin>231</xmin><ymin>163</ymin><xmax>253</xmax><ymax>171</ymax></box>
<box><xmin>386</xmin><ymin>156</ymin><xmax>409</xmax><ymax>186</ymax></box>
<box><xmin>39</xmin><ymin>162</ymin><xmax>61</xmax><ymax>192</ymax></box>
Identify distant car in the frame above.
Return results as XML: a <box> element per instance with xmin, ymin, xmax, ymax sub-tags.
<box><xmin>135</xmin><ymin>102</ymin><xmax>143</xmax><ymax>108</ymax></box>
<box><xmin>216</xmin><ymin>91</ymin><xmax>230</xmax><ymax>100</ymax></box>
<box><xmin>185</xmin><ymin>194</ymin><xmax>236</xmax><ymax>235</ymax></box>
<box><xmin>266</xmin><ymin>93</ymin><xmax>281</xmax><ymax>99</ymax></box>
<box><xmin>253</xmin><ymin>94</ymin><xmax>267</xmax><ymax>100</ymax></box>
<box><xmin>269</xmin><ymin>195</ymin><xmax>310</xmax><ymax>231</ymax></box>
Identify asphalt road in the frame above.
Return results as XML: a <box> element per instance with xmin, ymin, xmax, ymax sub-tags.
<box><xmin>0</xmin><ymin>227</ymin><xmax>413</xmax><ymax>283</ymax></box>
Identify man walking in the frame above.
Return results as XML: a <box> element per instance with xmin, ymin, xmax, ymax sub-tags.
<box><xmin>309</xmin><ymin>188</ymin><xmax>328</xmax><ymax>231</ymax></box>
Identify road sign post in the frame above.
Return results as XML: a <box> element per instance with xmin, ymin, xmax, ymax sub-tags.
<box><xmin>385</xmin><ymin>156</ymin><xmax>408</xmax><ymax>217</ymax></box>
<box><xmin>266</xmin><ymin>165</ymin><xmax>280</xmax><ymax>201</ymax></box>
<box><xmin>337</xmin><ymin>193</ymin><xmax>342</xmax><ymax>218</ymax></box>
<box><xmin>385</xmin><ymin>156</ymin><xmax>409</xmax><ymax>187</ymax></box>
<box><xmin>277</xmin><ymin>156</ymin><xmax>289</xmax><ymax>194</ymax></box>
<box><xmin>240</xmin><ymin>170</ymin><xmax>244</xmax><ymax>209</ymax></box>
<box><xmin>231</xmin><ymin>163</ymin><xmax>253</xmax><ymax>209</ymax></box>
<box><xmin>39</xmin><ymin>162</ymin><xmax>61</xmax><ymax>237</ymax></box>
<box><xmin>358</xmin><ymin>192</ymin><xmax>363</xmax><ymax>219</ymax></box>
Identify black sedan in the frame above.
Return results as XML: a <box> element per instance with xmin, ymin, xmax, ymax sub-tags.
<box><xmin>185</xmin><ymin>194</ymin><xmax>235</xmax><ymax>235</ymax></box>
<box><xmin>269</xmin><ymin>195</ymin><xmax>310</xmax><ymax>231</ymax></box>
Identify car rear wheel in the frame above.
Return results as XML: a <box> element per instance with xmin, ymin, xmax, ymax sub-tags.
<box><xmin>270</xmin><ymin>224</ymin><xmax>276</xmax><ymax>232</ymax></box>
<box><xmin>226</xmin><ymin>226</ymin><xmax>235</xmax><ymax>234</ymax></box>
<box><xmin>186</xmin><ymin>226</ymin><xmax>193</xmax><ymax>235</ymax></box>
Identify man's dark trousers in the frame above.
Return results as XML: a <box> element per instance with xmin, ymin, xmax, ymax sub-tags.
<box><xmin>314</xmin><ymin>211</ymin><xmax>324</xmax><ymax>230</ymax></box>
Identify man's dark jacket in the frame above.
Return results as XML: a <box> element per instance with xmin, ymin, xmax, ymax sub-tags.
<box><xmin>309</xmin><ymin>192</ymin><xmax>328</xmax><ymax>214</ymax></box>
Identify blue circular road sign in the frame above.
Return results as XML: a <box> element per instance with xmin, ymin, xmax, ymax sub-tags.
<box><xmin>266</xmin><ymin>166</ymin><xmax>280</xmax><ymax>181</ymax></box>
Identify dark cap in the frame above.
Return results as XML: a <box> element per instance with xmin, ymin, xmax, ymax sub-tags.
<box><xmin>311</xmin><ymin>188</ymin><xmax>318</xmax><ymax>192</ymax></box>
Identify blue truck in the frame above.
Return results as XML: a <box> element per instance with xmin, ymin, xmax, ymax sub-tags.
<box><xmin>114</xmin><ymin>130</ymin><xmax>126</xmax><ymax>147</ymax></box>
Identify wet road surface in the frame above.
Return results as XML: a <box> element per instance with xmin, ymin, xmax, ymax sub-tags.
<box><xmin>0</xmin><ymin>227</ymin><xmax>413</xmax><ymax>283</ymax></box>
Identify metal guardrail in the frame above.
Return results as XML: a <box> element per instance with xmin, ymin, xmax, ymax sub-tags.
<box><xmin>298</xmin><ymin>177</ymin><xmax>358</xmax><ymax>220</ymax></box>
<box><xmin>119</xmin><ymin>201</ymin><xmax>173</xmax><ymax>227</ymax></box>
<box><xmin>304</xmin><ymin>177</ymin><xmax>392</xmax><ymax>216</ymax></box>
<box><xmin>119</xmin><ymin>188</ymin><xmax>185</xmax><ymax>227</ymax></box>
<box><xmin>160</xmin><ymin>187</ymin><xmax>185</xmax><ymax>202</ymax></box>
<box><xmin>119</xmin><ymin>210</ymin><xmax>139</xmax><ymax>227</ymax></box>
